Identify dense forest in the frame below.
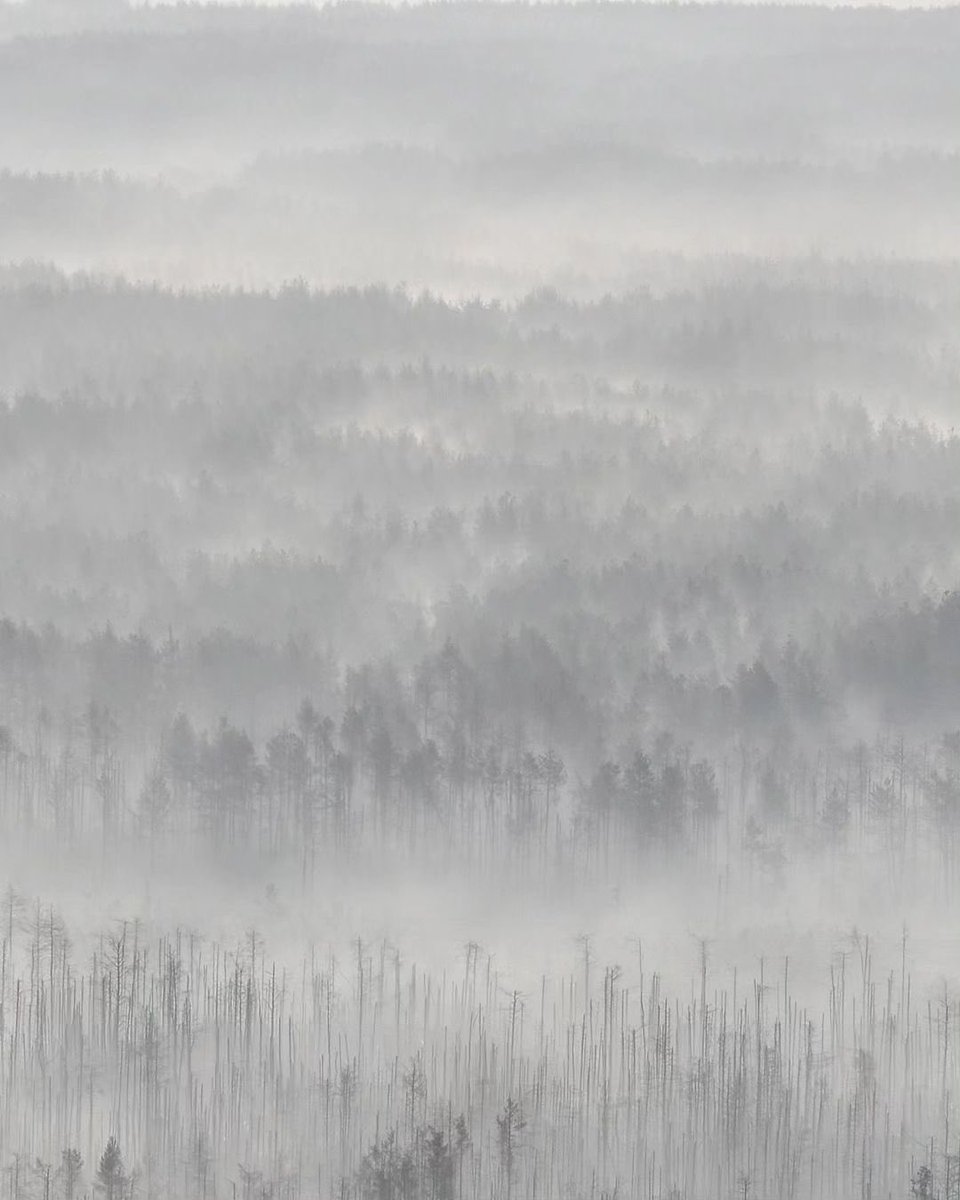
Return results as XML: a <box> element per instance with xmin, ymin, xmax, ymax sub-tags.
<box><xmin>0</xmin><ymin>2</ymin><xmax>959</xmax><ymax>1199</ymax></box>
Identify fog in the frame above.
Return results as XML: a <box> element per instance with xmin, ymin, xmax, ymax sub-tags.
<box><xmin>0</xmin><ymin>2</ymin><xmax>959</xmax><ymax>1199</ymax></box>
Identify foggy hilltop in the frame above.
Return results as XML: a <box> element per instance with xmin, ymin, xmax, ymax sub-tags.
<box><xmin>0</xmin><ymin>1</ymin><xmax>959</xmax><ymax>1198</ymax></box>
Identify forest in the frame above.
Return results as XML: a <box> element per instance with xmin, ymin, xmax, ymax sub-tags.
<box><xmin>0</xmin><ymin>1</ymin><xmax>959</xmax><ymax>1198</ymax></box>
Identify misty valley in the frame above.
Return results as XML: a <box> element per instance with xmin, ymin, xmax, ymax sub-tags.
<box><xmin>0</xmin><ymin>2</ymin><xmax>959</xmax><ymax>1199</ymax></box>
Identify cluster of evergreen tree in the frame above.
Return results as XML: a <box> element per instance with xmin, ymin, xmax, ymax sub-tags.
<box><xmin>0</xmin><ymin>2</ymin><xmax>958</xmax><ymax>1196</ymax></box>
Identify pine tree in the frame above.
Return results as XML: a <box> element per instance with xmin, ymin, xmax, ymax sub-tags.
<box><xmin>95</xmin><ymin>1139</ymin><xmax>125</xmax><ymax>1200</ymax></box>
